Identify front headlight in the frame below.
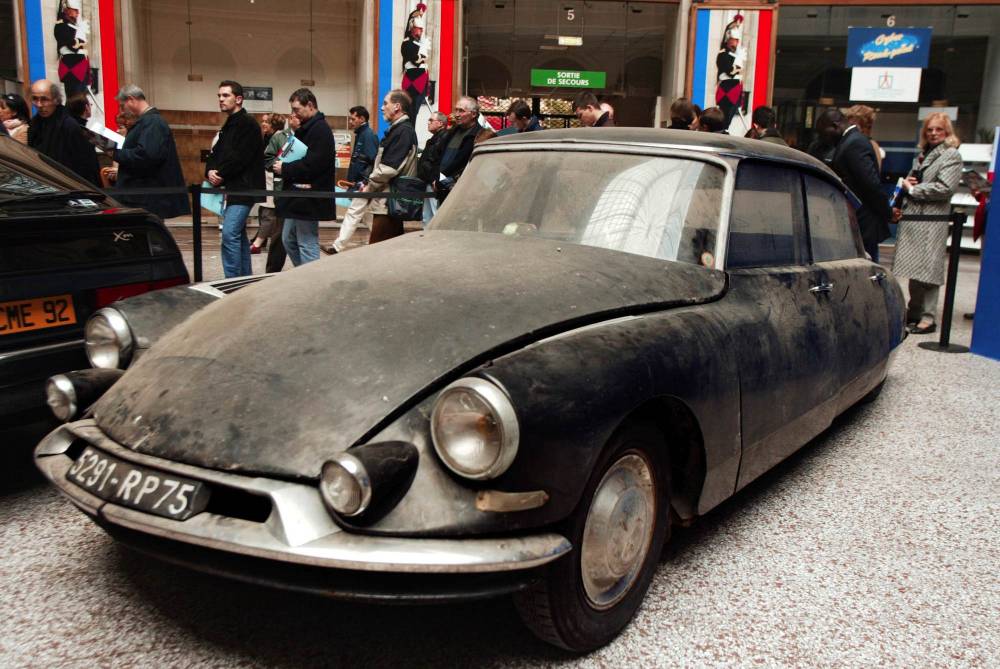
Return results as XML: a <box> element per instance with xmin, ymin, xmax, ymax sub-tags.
<box><xmin>85</xmin><ymin>308</ymin><xmax>133</xmax><ymax>369</ymax></box>
<box><xmin>45</xmin><ymin>375</ymin><xmax>77</xmax><ymax>422</ymax></box>
<box><xmin>430</xmin><ymin>377</ymin><xmax>519</xmax><ymax>480</ymax></box>
<box><xmin>320</xmin><ymin>454</ymin><xmax>372</xmax><ymax>516</ymax></box>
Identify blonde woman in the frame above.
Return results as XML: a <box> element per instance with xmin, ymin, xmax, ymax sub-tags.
<box><xmin>892</xmin><ymin>112</ymin><xmax>963</xmax><ymax>334</ymax></box>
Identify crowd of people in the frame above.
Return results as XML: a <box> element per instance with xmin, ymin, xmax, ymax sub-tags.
<box><xmin>5</xmin><ymin>78</ymin><xmax>977</xmax><ymax>332</ymax></box>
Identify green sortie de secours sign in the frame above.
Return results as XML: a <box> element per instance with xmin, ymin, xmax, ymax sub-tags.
<box><xmin>530</xmin><ymin>69</ymin><xmax>607</xmax><ymax>89</ymax></box>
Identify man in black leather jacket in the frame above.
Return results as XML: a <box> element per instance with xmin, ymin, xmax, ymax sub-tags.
<box><xmin>206</xmin><ymin>80</ymin><xmax>264</xmax><ymax>277</ymax></box>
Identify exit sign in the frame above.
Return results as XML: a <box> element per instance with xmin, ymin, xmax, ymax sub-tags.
<box><xmin>530</xmin><ymin>69</ymin><xmax>606</xmax><ymax>89</ymax></box>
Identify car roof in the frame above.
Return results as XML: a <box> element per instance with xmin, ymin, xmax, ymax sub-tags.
<box><xmin>486</xmin><ymin>127</ymin><xmax>837</xmax><ymax>179</ymax></box>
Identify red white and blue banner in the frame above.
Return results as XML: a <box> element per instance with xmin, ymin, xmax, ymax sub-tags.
<box><xmin>689</xmin><ymin>7</ymin><xmax>774</xmax><ymax>136</ymax></box>
<box><xmin>22</xmin><ymin>0</ymin><xmax>120</xmax><ymax>124</ymax></box>
<box><xmin>375</xmin><ymin>0</ymin><xmax>455</xmax><ymax>136</ymax></box>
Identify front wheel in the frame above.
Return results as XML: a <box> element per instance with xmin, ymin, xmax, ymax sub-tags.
<box><xmin>514</xmin><ymin>422</ymin><xmax>669</xmax><ymax>652</ymax></box>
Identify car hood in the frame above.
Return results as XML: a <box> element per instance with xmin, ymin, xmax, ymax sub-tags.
<box><xmin>94</xmin><ymin>231</ymin><xmax>725</xmax><ymax>479</ymax></box>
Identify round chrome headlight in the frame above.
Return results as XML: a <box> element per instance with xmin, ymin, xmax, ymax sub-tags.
<box><xmin>320</xmin><ymin>454</ymin><xmax>372</xmax><ymax>517</ymax></box>
<box><xmin>430</xmin><ymin>377</ymin><xmax>519</xmax><ymax>480</ymax></box>
<box><xmin>45</xmin><ymin>375</ymin><xmax>77</xmax><ymax>422</ymax></box>
<box><xmin>85</xmin><ymin>308</ymin><xmax>133</xmax><ymax>369</ymax></box>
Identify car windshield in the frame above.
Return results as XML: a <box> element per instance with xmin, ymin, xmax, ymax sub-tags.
<box><xmin>430</xmin><ymin>150</ymin><xmax>726</xmax><ymax>267</ymax></box>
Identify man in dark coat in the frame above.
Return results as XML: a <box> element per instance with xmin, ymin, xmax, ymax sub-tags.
<box><xmin>28</xmin><ymin>79</ymin><xmax>100</xmax><ymax>187</ymax></box>
<box><xmin>417</xmin><ymin>111</ymin><xmax>449</xmax><ymax>227</ymax></box>
<box><xmin>435</xmin><ymin>96</ymin><xmax>479</xmax><ymax>204</ymax></box>
<box><xmin>828</xmin><ymin>110</ymin><xmax>891</xmax><ymax>261</ymax></box>
<box><xmin>274</xmin><ymin>88</ymin><xmax>335</xmax><ymax>266</ymax></box>
<box><xmin>112</xmin><ymin>85</ymin><xmax>190</xmax><ymax>221</ymax></box>
<box><xmin>508</xmin><ymin>99</ymin><xmax>542</xmax><ymax>133</ymax></box>
<box><xmin>573</xmin><ymin>91</ymin><xmax>614</xmax><ymax>128</ymax></box>
<box><xmin>320</xmin><ymin>105</ymin><xmax>379</xmax><ymax>254</ymax></box>
<box><xmin>807</xmin><ymin>108</ymin><xmax>841</xmax><ymax>167</ymax></box>
<box><xmin>206</xmin><ymin>80</ymin><xmax>264</xmax><ymax>278</ymax></box>
<box><xmin>345</xmin><ymin>105</ymin><xmax>378</xmax><ymax>187</ymax></box>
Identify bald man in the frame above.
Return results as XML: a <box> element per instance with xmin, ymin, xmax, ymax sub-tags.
<box><xmin>27</xmin><ymin>79</ymin><xmax>101</xmax><ymax>186</ymax></box>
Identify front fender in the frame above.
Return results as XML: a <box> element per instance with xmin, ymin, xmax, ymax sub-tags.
<box><xmin>348</xmin><ymin>304</ymin><xmax>741</xmax><ymax>537</ymax></box>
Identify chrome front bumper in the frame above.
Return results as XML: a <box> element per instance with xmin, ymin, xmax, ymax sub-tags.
<box><xmin>35</xmin><ymin>420</ymin><xmax>571</xmax><ymax>574</ymax></box>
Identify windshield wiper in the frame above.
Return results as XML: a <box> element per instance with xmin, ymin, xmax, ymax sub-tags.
<box><xmin>0</xmin><ymin>189</ymin><xmax>109</xmax><ymax>206</ymax></box>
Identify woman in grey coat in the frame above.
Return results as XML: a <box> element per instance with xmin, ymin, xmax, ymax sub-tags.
<box><xmin>893</xmin><ymin>112</ymin><xmax>963</xmax><ymax>334</ymax></box>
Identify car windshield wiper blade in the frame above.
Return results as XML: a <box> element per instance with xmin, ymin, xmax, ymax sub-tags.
<box><xmin>0</xmin><ymin>189</ymin><xmax>109</xmax><ymax>205</ymax></box>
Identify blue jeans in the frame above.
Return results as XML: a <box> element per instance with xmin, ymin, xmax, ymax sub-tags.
<box><xmin>422</xmin><ymin>184</ymin><xmax>438</xmax><ymax>228</ymax></box>
<box><xmin>221</xmin><ymin>203</ymin><xmax>252</xmax><ymax>277</ymax></box>
<box><xmin>282</xmin><ymin>218</ymin><xmax>320</xmax><ymax>266</ymax></box>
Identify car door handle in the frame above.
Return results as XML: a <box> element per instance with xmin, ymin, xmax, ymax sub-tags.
<box><xmin>869</xmin><ymin>272</ymin><xmax>887</xmax><ymax>284</ymax></box>
<box><xmin>809</xmin><ymin>283</ymin><xmax>834</xmax><ymax>294</ymax></box>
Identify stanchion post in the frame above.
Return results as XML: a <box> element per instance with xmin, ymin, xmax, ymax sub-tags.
<box><xmin>190</xmin><ymin>183</ymin><xmax>203</xmax><ymax>283</ymax></box>
<box><xmin>918</xmin><ymin>211</ymin><xmax>969</xmax><ymax>354</ymax></box>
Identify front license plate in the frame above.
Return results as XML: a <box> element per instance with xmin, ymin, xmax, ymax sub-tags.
<box><xmin>0</xmin><ymin>294</ymin><xmax>76</xmax><ymax>335</ymax></box>
<box><xmin>66</xmin><ymin>446</ymin><xmax>210</xmax><ymax>521</ymax></box>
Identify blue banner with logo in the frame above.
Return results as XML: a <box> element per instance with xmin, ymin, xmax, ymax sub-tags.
<box><xmin>846</xmin><ymin>27</ymin><xmax>931</xmax><ymax>68</ymax></box>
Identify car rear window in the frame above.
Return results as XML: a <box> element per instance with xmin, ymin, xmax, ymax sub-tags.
<box><xmin>430</xmin><ymin>151</ymin><xmax>725</xmax><ymax>268</ymax></box>
<box><xmin>726</xmin><ymin>163</ymin><xmax>807</xmax><ymax>269</ymax></box>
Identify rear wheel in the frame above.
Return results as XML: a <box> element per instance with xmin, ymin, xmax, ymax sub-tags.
<box><xmin>514</xmin><ymin>421</ymin><xmax>669</xmax><ymax>652</ymax></box>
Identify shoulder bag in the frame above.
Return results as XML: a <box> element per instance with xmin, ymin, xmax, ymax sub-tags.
<box><xmin>388</xmin><ymin>144</ymin><xmax>425</xmax><ymax>221</ymax></box>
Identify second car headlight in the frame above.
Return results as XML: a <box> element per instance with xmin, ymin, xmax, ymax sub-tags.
<box><xmin>85</xmin><ymin>308</ymin><xmax>134</xmax><ymax>369</ymax></box>
<box><xmin>430</xmin><ymin>377</ymin><xmax>519</xmax><ymax>480</ymax></box>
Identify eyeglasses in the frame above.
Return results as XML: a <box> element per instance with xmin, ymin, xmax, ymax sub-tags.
<box><xmin>31</xmin><ymin>96</ymin><xmax>53</xmax><ymax>103</ymax></box>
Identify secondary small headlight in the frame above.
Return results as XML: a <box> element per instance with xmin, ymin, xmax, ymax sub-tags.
<box><xmin>45</xmin><ymin>375</ymin><xmax>77</xmax><ymax>422</ymax></box>
<box><xmin>44</xmin><ymin>369</ymin><xmax>125</xmax><ymax>423</ymax></box>
<box><xmin>430</xmin><ymin>377</ymin><xmax>519</xmax><ymax>480</ymax></box>
<box><xmin>85</xmin><ymin>308</ymin><xmax>133</xmax><ymax>369</ymax></box>
<box><xmin>320</xmin><ymin>454</ymin><xmax>372</xmax><ymax>517</ymax></box>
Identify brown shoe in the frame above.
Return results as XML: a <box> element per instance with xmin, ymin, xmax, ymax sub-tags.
<box><xmin>320</xmin><ymin>244</ymin><xmax>338</xmax><ymax>255</ymax></box>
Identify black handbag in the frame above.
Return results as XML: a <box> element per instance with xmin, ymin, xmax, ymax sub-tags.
<box><xmin>388</xmin><ymin>175</ymin><xmax>426</xmax><ymax>221</ymax></box>
<box><xmin>387</xmin><ymin>145</ymin><xmax>424</xmax><ymax>220</ymax></box>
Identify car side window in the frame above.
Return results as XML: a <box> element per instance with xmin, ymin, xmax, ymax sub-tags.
<box><xmin>726</xmin><ymin>163</ymin><xmax>806</xmax><ymax>269</ymax></box>
<box><xmin>805</xmin><ymin>174</ymin><xmax>863</xmax><ymax>262</ymax></box>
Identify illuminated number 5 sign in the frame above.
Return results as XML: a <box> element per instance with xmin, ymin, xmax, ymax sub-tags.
<box><xmin>566</xmin><ymin>8</ymin><xmax>575</xmax><ymax>21</ymax></box>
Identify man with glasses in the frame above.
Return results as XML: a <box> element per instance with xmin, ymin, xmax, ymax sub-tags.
<box><xmin>27</xmin><ymin>79</ymin><xmax>100</xmax><ymax>186</ymax></box>
<box><xmin>322</xmin><ymin>91</ymin><xmax>418</xmax><ymax>252</ymax></box>
<box><xmin>435</xmin><ymin>96</ymin><xmax>480</xmax><ymax>205</ymax></box>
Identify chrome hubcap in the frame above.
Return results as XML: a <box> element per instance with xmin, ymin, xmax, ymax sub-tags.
<box><xmin>580</xmin><ymin>452</ymin><xmax>656</xmax><ymax>610</ymax></box>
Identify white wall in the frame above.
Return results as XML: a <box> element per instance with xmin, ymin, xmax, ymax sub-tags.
<box><xmin>133</xmin><ymin>0</ymin><xmax>362</xmax><ymax>114</ymax></box>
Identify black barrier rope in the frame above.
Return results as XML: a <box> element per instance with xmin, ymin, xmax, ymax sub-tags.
<box><xmin>102</xmin><ymin>184</ymin><xmax>434</xmax><ymax>281</ymax></box>
<box><xmin>98</xmin><ymin>189</ymin><xmax>974</xmax><ymax>344</ymax></box>
<box><xmin>905</xmin><ymin>211</ymin><xmax>970</xmax><ymax>354</ymax></box>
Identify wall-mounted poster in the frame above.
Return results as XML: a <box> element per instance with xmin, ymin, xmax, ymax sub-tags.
<box><xmin>376</xmin><ymin>0</ymin><xmax>456</xmax><ymax>140</ymax></box>
<box><xmin>23</xmin><ymin>0</ymin><xmax>120</xmax><ymax>127</ymax></box>
<box><xmin>688</xmin><ymin>6</ymin><xmax>776</xmax><ymax>136</ymax></box>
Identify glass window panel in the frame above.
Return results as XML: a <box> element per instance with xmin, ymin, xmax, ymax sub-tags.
<box><xmin>727</xmin><ymin>164</ymin><xmax>806</xmax><ymax>268</ymax></box>
<box><xmin>432</xmin><ymin>151</ymin><xmax>723</xmax><ymax>267</ymax></box>
<box><xmin>804</xmin><ymin>174</ymin><xmax>862</xmax><ymax>262</ymax></box>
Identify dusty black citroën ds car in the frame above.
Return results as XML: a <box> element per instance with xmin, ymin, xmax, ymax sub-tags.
<box><xmin>35</xmin><ymin>129</ymin><xmax>905</xmax><ymax>652</ymax></box>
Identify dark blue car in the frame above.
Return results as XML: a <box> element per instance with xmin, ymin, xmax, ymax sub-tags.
<box><xmin>0</xmin><ymin>137</ymin><xmax>188</xmax><ymax>421</ymax></box>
